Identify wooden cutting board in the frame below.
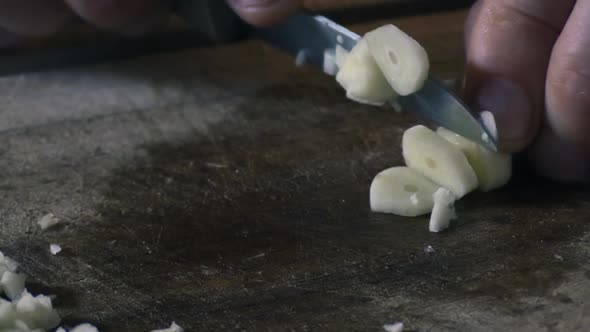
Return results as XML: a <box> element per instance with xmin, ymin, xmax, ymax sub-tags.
<box><xmin>0</xmin><ymin>9</ymin><xmax>589</xmax><ymax>332</ymax></box>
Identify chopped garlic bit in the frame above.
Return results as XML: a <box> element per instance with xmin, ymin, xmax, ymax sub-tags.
<box><xmin>383</xmin><ymin>322</ymin><xmax>404</xmax><ymax>332</ymax></box>
<box><xmin>50</xmin><ymin>244</ymin><xmax>62</xmax><ymax>255</ymax></box>
<box><xmin>151</xmin><ymin>321</ymin><xmax>184</xmax><ymax>332</ymax></box>
<box><xmin>0</xmin><ymin>254</ymin><xmax>19</xmax><ymax>276</ymax></box>
<box><xmin>0</xmin><ymin>299</ymin><xmax>17</xmax><ymax>328</ymax></box>
<box><xmin>37</xmin><ymin>213</ymin><xmax>59</xmax><ymax>230</ymax></box>
<box><xmin>14</xmin><ymin>319</ymin><xmax>32</xmax><ymax>330</ymax></box>
<box><xmin>429</xmin><ymin>188</ymin><xmax>457</xmax><ymax>233</ymax></box>
<box><xmin>1</xmin><ymin>271</ymin><xmax>26</xmax><ymax>300</ymax></box>
<box><xmin>0</xmin><ymin>250</ymin><xmax>67</xmax><ymax>331</ymax></box>
<box><xmin>15</xmin><ymin>291</ymin><xmax>61</xmax><ymax>330</ymax></box>
<box><xmin>70</xmin><ymin>323</ymin><xmax>100</xmax><ymax>332</ymax></box>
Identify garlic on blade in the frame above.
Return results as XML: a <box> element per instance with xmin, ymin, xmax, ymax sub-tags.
<box><xmin>365</xmin><ymin>24</ymin><xmax>429</xmax><ymax>96</ymax></box>
<box><xmin>336</xmin><ymin>38</ymin><xmax>397</xmax><ymax>106</ymax></box>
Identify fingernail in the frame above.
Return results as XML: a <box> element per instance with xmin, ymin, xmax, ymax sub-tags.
<box><xmin>529</xmin><ymin>129</ymin><xmax>590</xmax><ymax>183</ymax></box>
<box><xmin>473</xmin><ymin>78</ymin><xmax>533</xmax><ymax>144</ymax></box>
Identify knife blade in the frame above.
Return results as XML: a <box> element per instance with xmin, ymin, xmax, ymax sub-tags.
<box><xmin>173</xmin><ymin>0</ymin><xmax>497</xmax><ymax>151</ymax></box>
<box><xmin>253</xmin><ymin>13</ymin><xmax>498</xmax><ymax>151</ymax></box>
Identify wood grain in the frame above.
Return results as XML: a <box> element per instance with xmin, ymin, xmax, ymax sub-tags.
<box><xmin>0</xmin><ymin>9</ymin><xmax>589</xmax><ymax>332</ymax></box>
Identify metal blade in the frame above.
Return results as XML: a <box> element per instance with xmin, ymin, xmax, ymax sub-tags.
<box><xmin>254</xmin><ymin>13</ymin><xmax>359</xmax><ymax>74</ymax></box>
<box><xmin>254</xmin><ymin>13</ymin><xmax>497</xmax><ymax>151</ymax></box>
<box><xmin>395</xmin><ymin>80</ymin><xmax>498</xmax><ymax>151</ymax></box>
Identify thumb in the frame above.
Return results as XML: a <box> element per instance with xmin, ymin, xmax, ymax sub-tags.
<box><xmin>226</xmin><ymin>0</ymin><xmax>301</xmax><ymax>27</ymax></box>
<box><xmin>463</xmin><ymin>0</ymin><xmax>574</xmax><ymax>153</ymax></box>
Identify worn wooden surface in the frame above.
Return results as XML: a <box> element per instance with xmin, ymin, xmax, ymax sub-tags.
<box><xmin>1</xmin><ymin>9</ymin><xmax>590</xmax><ymax>332</ymax></box>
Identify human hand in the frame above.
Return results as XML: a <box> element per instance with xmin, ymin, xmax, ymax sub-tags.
<box><xmin>464</xmin><ymin>0</ymin><xmax>590</xmax><ymax>182</ymax></box>
<box><xmin>0</xmin><ymin>0</ymin><xmax>302</xmax><ymax>48</ymax></box>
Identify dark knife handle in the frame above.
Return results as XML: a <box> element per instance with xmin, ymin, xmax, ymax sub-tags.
<box><xmin>173</xmin><ymin>0</ymin><xmax>246</xmax><ymax>43</ymax></box>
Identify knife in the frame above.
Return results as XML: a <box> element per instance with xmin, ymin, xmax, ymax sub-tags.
<box><xmin>180</xmin><ymin>1</ymin><xmax>499</xmax><ymax>151</ymax></box>
<box><xmin>254</xmin><ymin>14</ymin><xmax>497</xmax><ymax>151</ymax></box>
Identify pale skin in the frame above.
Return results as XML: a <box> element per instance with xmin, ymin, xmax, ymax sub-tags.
<box><xmin>1</xmin><ymin>0</ymin><xmax>588</xmax><ymax>182</ymax></box>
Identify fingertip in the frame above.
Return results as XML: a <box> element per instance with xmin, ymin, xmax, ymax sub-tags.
<box><xmin>470</xmin><ymin>77</ymin><xmax>539</xmax><ymax>153</ymax></box>
<box><xmin>463</xmin><ymin>0</ymin><xmax>573</xmax><ymax>154</ymax></box>
<box><xmin>226</xmin><ymin>0</ymin><xmax>301</xmax><ymax>27</ymax></box>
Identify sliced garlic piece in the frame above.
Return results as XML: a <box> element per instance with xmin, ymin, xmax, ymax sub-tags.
<box><xmin>437</xmin><ymin>127</ymin><xmax>512</xmax><ymax>192</ymax></box>
<box><xmin>429</xmin><ymin>188</ymin><xmax>457</xmax><ymax>233</ymax></box>
<box><xmin>370</xmin><ymin>166</ymin><xmax>440</xmax><ymax>217</ymax></box>
<box><xmin>365</xmin><ymin>24</ymin><xmax>429</xmax><ymax>96</ymax></box>
<box><xmin>403</xmin><ymin>125</ymin><xmax>478</xmax><ymax>198</ymax></box>
<box><xmin>336</xmin><ymin>38</ymin><xmax>397</xmax><ymax>106</ymax></box>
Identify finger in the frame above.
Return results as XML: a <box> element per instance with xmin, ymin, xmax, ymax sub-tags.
<box><xmin>226</xmin><ymin>0</ymin><xmax>301</xmax><ymax>27</ymax></box>
<box><xmin>464</xmin><ymin>0</ymin><xmax>575</xmax><ymax>153</ymax></box>
<box><xmin>545</xmin><ymin>0</ymin><xmax>590</xmax><ymax>150</ymax></box>
<box><xmin>463</xmin><ymin>0</ymin><xmax>483</xmax><ymax>51</ymax></box>
<box><xmin>529</xmin><ymin>127</ymin><xmax>590</xmax><ymax>183</ymax></box>
<box><xmin>64</xmin><ymin>0</ymin><xmax>170</xmax><ymax>36</ymax></box>
<box><xmin>0</xmin><ymin>0</ymin><xmax>72</xmax><ymax>37</ymax></box>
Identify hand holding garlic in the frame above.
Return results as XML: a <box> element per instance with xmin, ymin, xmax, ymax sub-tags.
<box><xmin>464</xmin><ymin>0</ymin><xmax>590</xmax><ymax>183</ymax></box>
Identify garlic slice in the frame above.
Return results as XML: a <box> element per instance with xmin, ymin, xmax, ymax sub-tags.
<box><xmin>336</xmin><ymin>38</ymin><xmax>397</xmax><ymax>106</ymax></box>
<box><xmin>370</xmin><ymin>166</ymin><xmax>440</xmax><ymax>217</ymax></box>
<box><xmin>365</xmin><ymin>24</ymin><xmax>429</xmax><ymax>96</ymax></box>
<box><xmin>403</xmin><ymin>125</ymin><xmax>478</xmax><ymax>198</ymax></box>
